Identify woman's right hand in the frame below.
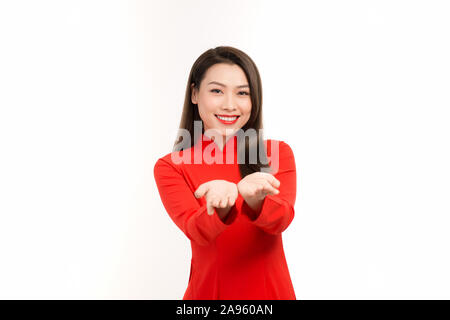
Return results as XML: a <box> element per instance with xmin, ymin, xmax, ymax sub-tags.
<box><xmin>194</xmin><ymin>180</ymin><xmax>239</xmax><ymax>217</ymax></box>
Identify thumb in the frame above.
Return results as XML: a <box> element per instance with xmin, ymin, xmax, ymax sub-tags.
<box><xmin>194</xmin><ymin>183</ymin><xmax>208</xmax><ymax>198</ymax></box>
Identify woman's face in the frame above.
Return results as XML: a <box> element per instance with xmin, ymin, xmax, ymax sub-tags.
<box><xmin>191</xmin><ymin>63</ymin><xmax>252</xmax><ymax>140</ymax></box>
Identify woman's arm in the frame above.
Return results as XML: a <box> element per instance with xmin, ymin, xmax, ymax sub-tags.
<box><xmin>154</xmin><ymin>158</ymin><xmax>238</xmax><ymax>246</ymax></box>
<box><xmin>240</xmin><ymin>140</ymin><xmax>297</xmax><ymax>235</ymax></box>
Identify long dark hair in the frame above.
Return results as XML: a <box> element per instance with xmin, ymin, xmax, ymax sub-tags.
<box><xmin>173</xmin><ymin>46</ymin><xmax>270</xmax><ymax>179</ymax></box>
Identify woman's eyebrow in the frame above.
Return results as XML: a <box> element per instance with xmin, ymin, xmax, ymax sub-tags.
<box><xmin>207</xmin><ymin>81</ymin><xmax>249</xmax><ymax>88</ymax></box>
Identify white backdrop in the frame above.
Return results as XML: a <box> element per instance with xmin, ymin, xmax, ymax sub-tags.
<box><xmin>0</xmin><ymin>0</ymin><xmax>449</xmax><ymax>299</ymax></box>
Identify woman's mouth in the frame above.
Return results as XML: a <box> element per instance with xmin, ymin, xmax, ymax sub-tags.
<box><xmin>215</xmin><ymin>114</ymin><xmax>240</xmax><ymax>125</ymax></box>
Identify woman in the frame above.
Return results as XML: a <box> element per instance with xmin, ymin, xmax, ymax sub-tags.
<box><xmin>153</xmin><ymin>46</ymin><xmax>297</xmax><ymax>300</ymax></box>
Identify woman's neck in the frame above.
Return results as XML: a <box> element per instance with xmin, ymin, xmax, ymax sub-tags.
<box><xmin>203</xmin><ymin>131</ymin><xmax>236</xmax><ymax>152</ymax></box>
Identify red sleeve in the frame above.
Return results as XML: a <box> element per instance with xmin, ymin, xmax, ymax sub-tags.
<box><xmin>241</xmin><ymin>140</ymin><xmax>297</xmax><ymax>235</ymax></box>
<box><xmin>153</xmin><ymin>157</ymin><xmax>238</xmax><ymax>246</ymax></box>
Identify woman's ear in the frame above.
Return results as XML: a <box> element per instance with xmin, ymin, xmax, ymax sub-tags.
<box><xmin>191</xmin><ymin>83</ymin><xmax>198</xmax><ymax>104</ymax></box>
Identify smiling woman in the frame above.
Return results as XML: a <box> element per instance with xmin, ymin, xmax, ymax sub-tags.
<box><xmin>191</xmin><ymin>63</ymin><xmax>253</xmax><ymax>149</ymax></box>
<box><xmin>153</xmin><ymin>46</ymin><xmax>297</xmax><ymax>300</ymax></box>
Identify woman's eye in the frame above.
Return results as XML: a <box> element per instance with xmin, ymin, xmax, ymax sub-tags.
<box><xmin>210</xmin><ymin>89</ymin><xmax>249</xmax><ymax>95</ymax></box>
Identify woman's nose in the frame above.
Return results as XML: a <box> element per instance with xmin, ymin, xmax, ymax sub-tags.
<box><xmin>222</xmin><ymin>94</ymin><xmax>237</xmax><ymax>111</ymax></box>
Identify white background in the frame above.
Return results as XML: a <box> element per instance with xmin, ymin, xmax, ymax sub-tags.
<box><xmin>0</xmin><ymin>0</ymin><xmax>449</xmax><ymax>299</ymax></box>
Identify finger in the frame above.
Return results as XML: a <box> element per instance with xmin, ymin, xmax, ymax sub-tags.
<box><xmin>227</xmin><ymin>195</ymin><xmax>233</xmax><ymax>207</ymax></box>
<box><xmin>248</xmin><ymin>185</ymin><xmax>259</xmax><ymax>197</ymax></box>
<box><xmin>262</xmin><ymin>181</ymin><xmax>279</xmax><ymax>195</ymax></box>
<box><xmin>211</xmin><ymin>196</ymin><xmax>220</xmax><ymax>208</ymax></box>
<box><xmin>268</xmin><ymin>175</ymin><xmax>281</xmax><ymax>188</ymax></box>
<box><xmin>261</xmin><ymin>177</ymin><xmax>280</xmax><ymax>191</ymax></box>
<box><xmin>255</xmin><ymin>184</ymin><xmax>264</xmax><ymax>194</ymax></box>
<box><xmin>207</xmin><ymin>200</ymin><xmax>214</xmax><ymax>216</ymax></box>
<box><xmin>219</xmin><ymin>197</ymin><xmax>227</xmax><ymax>208</ymax></box>
<box><xmin>208</xmin><ymin>197</ymin><xmax>217</xmax><ymax>207</ymax></box>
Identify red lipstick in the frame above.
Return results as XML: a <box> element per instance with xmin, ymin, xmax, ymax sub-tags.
<box><xmin>215</xmin><ymin>114</ymin><xmax>240</xmax><ymax>125</ymax></box>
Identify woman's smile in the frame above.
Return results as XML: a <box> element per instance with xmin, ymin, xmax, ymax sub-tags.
<box><xmin>215</xmin><ymin>114</ymin><xmax>240</xmax><ymax>124</ymax></box>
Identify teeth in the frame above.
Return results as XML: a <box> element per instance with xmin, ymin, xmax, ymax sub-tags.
<box><xmin>217</xmin><ymin>115</ymin><xmax>238</xmax><ymax>121</ymax></box>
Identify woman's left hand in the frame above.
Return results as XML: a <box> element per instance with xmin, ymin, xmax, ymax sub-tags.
<box><xmin>237</xmin><ymin>172</ymin><xmax>280</xmax><ymax>201</ymax></box>
<box><xmin>237</xmin><ymin>172</ymin><xmax>280</xmax><ymax>213</ymax></box>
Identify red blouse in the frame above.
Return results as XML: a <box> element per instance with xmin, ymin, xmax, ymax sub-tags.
<box><xmin>153</xmin><ymin>132</ymin><xmax>297</xmax><ymax>300</ymax></box>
